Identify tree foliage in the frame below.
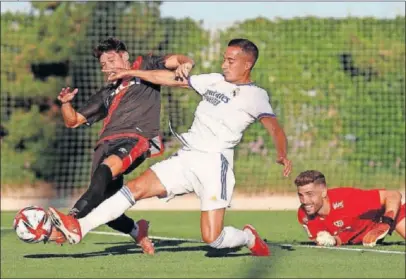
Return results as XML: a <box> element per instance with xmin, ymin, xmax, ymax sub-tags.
<box><xmin>214</xmin><ymin>17</ymin><xmax>405</xmax><ymax>189</ymax></box>
<box><xmin>1</xmin><ymin>3</ymin><xmax>404</xmax><ymax>190</ymax></box>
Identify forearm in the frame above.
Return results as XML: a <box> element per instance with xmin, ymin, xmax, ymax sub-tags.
<box><xmin>334</xmin><ymin>236</ymin><xmax>343</xmax><ymax>246</ymax></box>
<box><xmin>165</xmin><ymin>54</ymin><xmax>195</xmax><ymax>70</ymax></box>
<box><xmin>383</xmin><ymin>191</ymin><xmax>402</xmax><ymax>216</ymax></box>
<box><xmin>176</xmin><ymin>55</ymin><xmax>194</xmax><ymax>65</ymax></box>
<box><xmin>271</xmin><ymin>127</ymin><xmax>288</xmax><ymax>159</ymax></box>
<box><xmin>128</xmin><ymin>69</ymin><xmax>188</xmax><ymax>88</ymax></box>
<box><xmin>61</xmin><ymin>103</ymin><xmax>80</xmax><ymax>128</ymax></box>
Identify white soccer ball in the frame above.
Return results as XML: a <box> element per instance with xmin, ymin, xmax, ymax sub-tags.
<box><xmin>13</xmin><ymin>206</ymin><xmax>52</xmax><ymax>243</ymax></box>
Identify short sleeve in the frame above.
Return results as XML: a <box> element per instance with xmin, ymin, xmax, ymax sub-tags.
<box><xmin>141</xmin><ymin>55</ymin><xmax>166</xmax><ymax>70</ymax></box>
<box><xmin>77</xmin><ymin>88</ymin><xmax>108</xmax><ymax>126</ymax></box>
<box><xmin>246</xmin><ymin>88</ymin><xmax>275</xmax><ymax>119</ymax></box>
<box><xmin>187</xmin><ymin>73</ymin><xmax>224</xmax><ymax>95</ymax></box>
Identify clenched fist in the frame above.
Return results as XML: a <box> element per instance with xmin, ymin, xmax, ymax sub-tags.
<box><xmin>316</xmin><ymin>231</ymin><xmax>336</xmax><ymax>247</ymax></box>
<box><xmin>175</xmin><ymin>62</ymin><xmax>194</xmax><ymax>80</ymax></box>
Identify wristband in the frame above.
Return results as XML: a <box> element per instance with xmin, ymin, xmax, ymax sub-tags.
<box><xmin>381</xmin><ymin>215</ymin><xmax>395</xmax><ymax>235</ymax></box>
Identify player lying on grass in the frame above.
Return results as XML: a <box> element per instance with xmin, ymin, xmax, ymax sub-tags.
<box><xmin>296</xmin><ymin>170</ymin><xmax>405</xmax><ymax>247</ymax></box>
<box><xmin>49</xmin><ymin>37</ymin><xmax>194</xmax><ymax>254</ymax></box>
<box><xmin>48</xmin><ymin>38</ymin><xmax>292</xmax><ymax>257</ymax></box>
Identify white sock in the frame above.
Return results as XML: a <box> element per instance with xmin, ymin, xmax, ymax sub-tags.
<box><xmin>78</xmin><ymin>185</ymin><xmax>136</xmax><ymax>237</ymax></box>
<box><xmin>209</xmin><ymin>226</ymin><xmax>254</xmax><ymax>249</ymax></box>
<box><xmin>243</xmin><ymin>227</ymin><xmax>256</xmax><ymax>248</ymax></box>
<box><xmin>129</xmin><ymin>222</ymin><xmax>139</xmax><ymax>239</ymax></box>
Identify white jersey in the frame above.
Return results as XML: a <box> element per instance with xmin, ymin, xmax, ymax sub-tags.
<box><xmin>172</xmin><ymin>73</ymin><xmax>275</xmax><ymax>158</ymax></box>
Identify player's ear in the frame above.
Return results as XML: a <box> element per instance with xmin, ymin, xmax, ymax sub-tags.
<box><xmin>121</xmin><ymin>51</ymin><xmax>129</xmax><ymax>62</ymax></box>
<box><xmin>245</xmin><ymin>61</ymin><xmax>253</xmax><ymax>71</ymax></box>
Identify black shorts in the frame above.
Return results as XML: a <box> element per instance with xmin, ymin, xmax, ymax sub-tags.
<box><xmin>91</xmin><ymin>137</ymin><xmax>150</xmax><ymax>176</ymax></box>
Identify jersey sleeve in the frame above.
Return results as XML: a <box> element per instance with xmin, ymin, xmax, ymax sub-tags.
<box><xmin>297</xmin><ymin>208</ymin><xmax>326</xmax><ymax>241</ymax></box>
<box><xmin>187</xmin><ymin>73</ymin><xmax>224</xmax><ymax>95</ymax></box>
<box><xmin>141</xmin><ymin>54</ymin><xmax>167</xmax><ymax>70</ymax></box>
<box><xmin>246</xmin><ymin>88</ymin><xmax>275</xmax><ymax>120</ymax></box>
<box><xmin>77</xmin><ymin>89</ymin><xmax>108</xmax><ymax>126</ymax></box>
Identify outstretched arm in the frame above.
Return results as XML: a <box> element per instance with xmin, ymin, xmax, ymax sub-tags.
<box><xmin>260</xmin><ymin>116</ymin><xmax>292</xmax><ymax>177</ymax></box>
<box><xmin>58</xmin><ymin>87</ymin><xmax>107</xmax><ymax>128</ymax></box>
<box><xmin>163</xmin><ymin>54</ymin><xmax>195</xmax><ymax>79</ymax></box>
<box><xmin>163</xmin><ymin>54</ymin><xmax>194</xmax><ymax>69</ymax></box>
<box><xmin>104</xmin><ymin>69</ymin><xmax>190</xmax><ymax>88</ymax></box>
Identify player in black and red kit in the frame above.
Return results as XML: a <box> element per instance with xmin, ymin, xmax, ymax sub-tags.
<box><xmin>48</xmin><ymin>38</ymin><xmax>194</xmax><ymax>254</ymax></box>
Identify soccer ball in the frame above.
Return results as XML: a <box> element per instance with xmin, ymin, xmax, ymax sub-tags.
<box><xmin>13</xmin><ymin>206</ymin><xmax>52</xmax><ymax>243</ymax></box>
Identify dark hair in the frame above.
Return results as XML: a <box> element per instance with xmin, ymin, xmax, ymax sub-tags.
<box><xmin>294</xmin><ymin>170</ymin><xmax>327</xmax><ymax>187</ymax></box>
<box><xmin>228</xmin><ymin>38</ymin><xmax>259</xmax><ymax>68</ymax></box>
<box><xmin>93</xmin><ymin>37</ymin><xmax>128</xmax><ymax>59</ymax></box>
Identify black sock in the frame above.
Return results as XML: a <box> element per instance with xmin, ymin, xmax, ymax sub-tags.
<box><xmin>71</xmin><ymin>164</ymin><xmax>113</xmax><ymax>218</ymax></box>
<box><xmin>107</xmin><ymin>214</ymin><xmax>136</xmax><ymax>234</ymax></box>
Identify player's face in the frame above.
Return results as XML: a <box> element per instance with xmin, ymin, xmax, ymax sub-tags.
<box><xmin>99</xmin><ymin>51</ymin><xmax>129</xmax><ymax>78</ymax></box>
<box><xmin>297</xmin><ymin>183</ymin><xmax>326</xmax><ymax>215</ymax></box>
<box><xmin>221</xmin><ymin>46</ymin><xmax>252</xmax><ymax>83</ymax></box>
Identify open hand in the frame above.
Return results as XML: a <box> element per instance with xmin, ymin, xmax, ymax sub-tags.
<box><xmin>276</xmin><ymin>156</ymin><xmax>292</xmax><ymax>177</ymax></box>
<box><xmin>58</xmin><ymin>87</ymin><xmax>78</xmax><ymax>104</ymax></box>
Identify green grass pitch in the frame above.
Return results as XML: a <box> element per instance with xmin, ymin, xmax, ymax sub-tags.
<box><xmin>1</xmin><ymin>211</ymin><xmax>405</xmax><ymax>278</ymax></box>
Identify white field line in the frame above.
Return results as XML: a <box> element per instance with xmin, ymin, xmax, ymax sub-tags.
<box><xmin>293</xmin><ymin>243</ymin><xmax>405</xmax><ymax>255</ymax></box>
<box><xmin>3</xmin><ymin>227</ymin><xmax>404</xmax><ymax>255</ymax></box>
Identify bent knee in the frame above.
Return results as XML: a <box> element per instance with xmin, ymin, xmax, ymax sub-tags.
<box><xmin>126</xmin><ymin>179</ymin><xmax>145</xmax><ymax>199</ymax></box>
<box><xmin>103</xmin><ymin>155</ymin><xmax>123</xmax><ymax>177</ymax></box>
<box><xmin>202</xmin><ymin>230</ymin><xmax>223</xmax><ymax>245</ymax></box>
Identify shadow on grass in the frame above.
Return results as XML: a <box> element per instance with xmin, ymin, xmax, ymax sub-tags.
<box><xmin>24</xmin><ymin>239</ymin><xmax>250</xmax><ymax>259</ymax></box>
<box><xmin>380</xmin><ymin>241</ymin><xmax>406</xmax><ymax>246</ymax></box>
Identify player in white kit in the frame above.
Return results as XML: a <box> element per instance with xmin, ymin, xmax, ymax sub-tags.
<box><xmin>49</xmin><ymin>38</ymin><xmax>292</xmax><ymax>257</ymax></box>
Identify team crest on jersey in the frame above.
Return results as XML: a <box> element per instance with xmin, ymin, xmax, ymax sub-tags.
<box><xmin>333</xmin><ymin>220</ymin><xmax>344</xmax><ymax>227</ymax></box>
<box><xmin>332</xmin><ymin>201</ymin><xmax>344</xmax><ymax>210</ymax></box>
<box><xmin>118</xmin><ymin>148</ymin><xmax>128</xmax><ymax>154</ymax></box>
<box><xmin>112</xmin><ymin>80</ymin><xmax>135</xmax><ymax>96</ymax></box>
<box><xmin>202</xmin><ymin>90</ymin><xmax>230</xmax><ymax>106</ymax></box>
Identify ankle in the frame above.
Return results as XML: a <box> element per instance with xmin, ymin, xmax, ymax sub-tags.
<box><xmin>129</xmin><ymin>222</ymin><xmax>139</xmax><ymax>238</ymax></box>
<box><xmin>244</xmin><ymin>228</ymin><xmax>255</xmax><ymax>249</ymax></box>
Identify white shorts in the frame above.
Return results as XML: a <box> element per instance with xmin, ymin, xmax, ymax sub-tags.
<box><xmin>150</xmin><ymin>148</ymin><xmax>235</xmax><ymax>211</ymax></box>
